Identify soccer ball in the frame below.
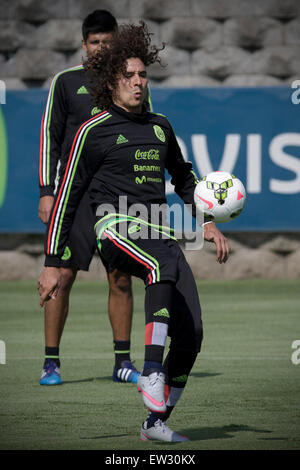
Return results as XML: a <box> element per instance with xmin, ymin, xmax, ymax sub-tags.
<box><xmin>194</xmin><ymin>171</ymin><xmax>246</xmax><ymax>223</ymax></box>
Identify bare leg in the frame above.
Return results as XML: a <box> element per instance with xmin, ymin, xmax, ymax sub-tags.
<box><xmin>107</xmin><ymin>269</ymin><xmax>133</xmax><ymax>341</ymax></box>
<box><xmin>107</xmin><ymin>269</ymin><xmax>139</xmax><ymax>382</ymax></box>
<box><xmin>44</xmin><ymin>267</ymin><xmax>77</xmax><ymax>347</ymax></box>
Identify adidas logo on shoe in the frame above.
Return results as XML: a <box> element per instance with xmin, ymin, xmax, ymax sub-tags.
<box><xmin>116</xmin><ymin>134</ymin><xmax>129</xmax><ymax>144</ymax></box>
<box><xmin>112</xmin><ymin>360</ymin><xmax>140</xmax><ymax>384</ymax></box>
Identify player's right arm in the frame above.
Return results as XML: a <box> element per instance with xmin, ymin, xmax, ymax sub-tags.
<box><xmin>38</xmin><ymin>72</ymin><xmax>67</xmax><ymax>223</ymax></box>
<box><xmin>45</xmin><ymin>122</ymin><xmax>105</xmax><ymax>264</ymax></box>
<box><xmin>38</xmin><ymin>114</ymin><xmax>108</xmax><ymax>306</ymax></box>
<box><xmin>38</xmin><ymin>195</ymin><xmax>55</xmax><ymax>224</ymax></box>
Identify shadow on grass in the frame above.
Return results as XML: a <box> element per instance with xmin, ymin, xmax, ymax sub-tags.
<box><xmin>63</xmin><ymin>376</ymin><xmax>118</xmax><ymax>384</ymax></box>
<box><xmin>190</xmin><ymin>371</ymin><xmax>222</xmax><ymax>379</ymax></box>
<box><xmin>257</xmin><ymin>437</ymin><xmax>289</xmax><ymax>441</ymax></box>
<box><xmin>80</xmin><ymin>434</ymin><xmax>128</xmax><ymax>440</ymax></box>
<box><xmin>148</xmin><ymin>424</ymin><xmax>272</xmax><ymax>445</ymax></box>
<box><xmin>63</xmin><ymin>371</ymin><xmax>221</xmax><ymax>384</ymax></box>
<box><xmin>175</xmin><ymin>424</ymin><xmax>272</xmax><ymax>443</ymax></box>
<box><xmin>62</xmin><ymin>377</ymin><xmax>97</xmax><ymax>384</ymax></box>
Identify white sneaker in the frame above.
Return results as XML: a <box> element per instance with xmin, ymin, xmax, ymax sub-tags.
<box><xmin>137</xmin><ymin>372</ymin><xmax>166</xmax><ymax>413</ymax></box>
<box><xmin>140</xmin><ymin>419</ymin><xmax>189</xmax><ymax>442</ymax></box>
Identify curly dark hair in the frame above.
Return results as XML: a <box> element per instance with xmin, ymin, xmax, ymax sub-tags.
<box><xmin>85</xmin><ymin>21</ymin><xmax>164</xmax><ymax>110</ymax></box>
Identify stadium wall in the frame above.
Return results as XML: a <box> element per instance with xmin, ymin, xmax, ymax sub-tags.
<box><xmin>1</xmin><ymin>232</ymin><xmax>300</xmax><ymax>281</ymax></box>
<box><xmin>1</xmin><ymin>0</ymin><xmax>300</xmax><ymax>89</ymax></box>
<box><xmin>0</xmin><ymin>0</ymin><xmax>300</xmax><ymax>280</ymax></box>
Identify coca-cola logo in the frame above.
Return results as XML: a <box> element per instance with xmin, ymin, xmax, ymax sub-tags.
<box><xmin>135</xmin><ymin>149</ymin><xmax>160</xmax><ymax>160</ymax></box>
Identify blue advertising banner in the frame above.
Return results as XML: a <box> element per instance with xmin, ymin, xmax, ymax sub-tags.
<box><xmin>0</xmin><ymin>87</ymin><xmax>299</xmax><ymax>232</ymax></box>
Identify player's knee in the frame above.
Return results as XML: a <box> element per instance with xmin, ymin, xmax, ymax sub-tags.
<box><xmin>175</xmin><ymin>323</ymin><xmax>203</xmax><ymax>353</ymax></box>
<box><xmin>188</xmin><ymin>316</ymin><xmax>203</xmax><ymax>352</ymax></box>
<box><xmin>59</xmin><ymin>268</ymin><xmax>77</xmax><ymax>291</ymax></box>
<box><xmin>108</xmin><ymin>270</ymin><xmax>132</xmax><ymax>296</ymax></box>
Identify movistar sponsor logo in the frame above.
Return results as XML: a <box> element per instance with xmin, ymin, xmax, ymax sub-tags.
<box><xmin>77</xmin><ymin>85</ymin><xmax>89</xmax><ymax>94</ymax></box>
<box><xmin>116</xmin><ymin>134</ymin><xmax>129</xmax><ymax>144</ymax></box>
<box><xmin>146</xmin><ymin>177</ymin><xmax>162</xmax><ymax>183</ymax></box>
<box><xmin>153</xmin><ymin>308</ymin><xmax>170</xmax><ymax>319</ymax></box>
<box><xmin>135</xmin><ymin>149</ymin><xmax>160</xmax><ymax>160</ymax></box>
<box><xmin>134</xmin><ymin>164</ymin><xmax>160</xmax><ymax>172</ymax></box>
<box><xmin>173</xmin><ymin>374</ymin><xmax>188</xmax><ymax>383</ymax></box>
<box><xmin>134</xmin><ymin>175</ymin><xmax>163</xmax><ymax>184</ymax></box>
<box><xmin>135</xmin><ymin>175</ymin><xmax>147</xmax><ymax>184</ymax></box>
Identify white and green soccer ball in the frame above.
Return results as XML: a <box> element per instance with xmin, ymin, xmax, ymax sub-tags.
<box><xmin>194</xmin><ymin>171</ymin><xmax>246</xmax><ymax>223</ymax></box>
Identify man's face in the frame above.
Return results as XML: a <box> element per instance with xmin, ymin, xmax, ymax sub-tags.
<box><xmin>112</xmin><ymin>58</ymin><xmax>148</xmax><ymax>113</ymax></box>
<box><xmin>82</xmin><ymin>32</ymin><xmax>114</xmax><ymax>58</ymax></box>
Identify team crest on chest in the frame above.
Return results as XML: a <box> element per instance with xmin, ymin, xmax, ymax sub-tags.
<box><xmin>153</xmin><ymin>125</ymin><xmax>165</xmax><ymax>143</ymax></box>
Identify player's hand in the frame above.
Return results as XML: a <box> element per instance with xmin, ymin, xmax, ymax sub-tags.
<box><xmin>38</xmin><ymin>196</ymin><xmax>54</xmax><ymax>224</ymax></box>
<box><xmin>203</xmin><ymin>222</ymin><xmax>230</xmax><ymax>264</ymax></box>
<box><xmin>37</xmin><ymin>267</ymin><xmax>61</xmax><ymax>307</ymax></box>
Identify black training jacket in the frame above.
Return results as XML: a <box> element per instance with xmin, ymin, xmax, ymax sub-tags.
<box><xmin>39</xmin><ymin>64</ymin><xmax>153</xmax><ymax>197</ymax></box>
<box><xmin>44</xmin><ymin>104</ymin><xmax>203</xmax><ymax>266</ymax></box>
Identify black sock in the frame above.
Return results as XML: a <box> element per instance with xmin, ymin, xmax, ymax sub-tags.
<box><xmin>114</xmin><ymin>340</ymin><xmax>131</xmax><ymax>368</ymax></box>
<box><xmin>145</xmin><ymin>412</ymin><xmax>160</xmax><ymax>428</ymax></box>
<box><xmin>44</xmin><ymin>346</ymin><xmax>60</xmax><ymax>367</ymax></box>
<box><xmin>144</xmin><ymin>407</ymin><xmax>173</xmax><ymax>428</ymax></box>
<box><xmin>149</xmin><ymin>406</ymin><xmax>174</xmax><ymax>424</ymax></box>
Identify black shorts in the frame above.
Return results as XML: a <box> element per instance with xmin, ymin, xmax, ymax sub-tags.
<box><xmin>51</xmin><ymin>192</ymin><xmax>110</xmax><ymax>272</ymax></box>
<box><xmin>99</xmin><ymin>220</ymin><xmax>189</xmax><ymax>286</ymax></box>
<box><xmin>99</xmin><ymin>220</ymin><xmax>203</xmax><ymax>351</ymax></box>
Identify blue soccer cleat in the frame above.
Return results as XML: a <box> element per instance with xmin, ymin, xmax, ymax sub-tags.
<box><xmin>40</xmin><ymin>359</ymin><xmax>62</xmax><ymax>385</ymax></box>
<box><xmin>113</xmin><ymin>360</ymin><xmax>141</xmax><ymax>384</ymax></box>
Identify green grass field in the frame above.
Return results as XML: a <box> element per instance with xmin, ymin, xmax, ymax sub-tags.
<box><xmin>0</xmin><ymin>278</ymin><xmax>299</xmax><ymax>451</ymax></box>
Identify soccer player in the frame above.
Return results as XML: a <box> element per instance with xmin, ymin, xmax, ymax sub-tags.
<box><xmin>38</xmin><ymin>10</ymin><xmax>141</xmax><ymax>386</ymax></box>
<box><xmin>38</xmin><ymin>22</ymin><xmax>230</xmax><ymax>441</ymax></box>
